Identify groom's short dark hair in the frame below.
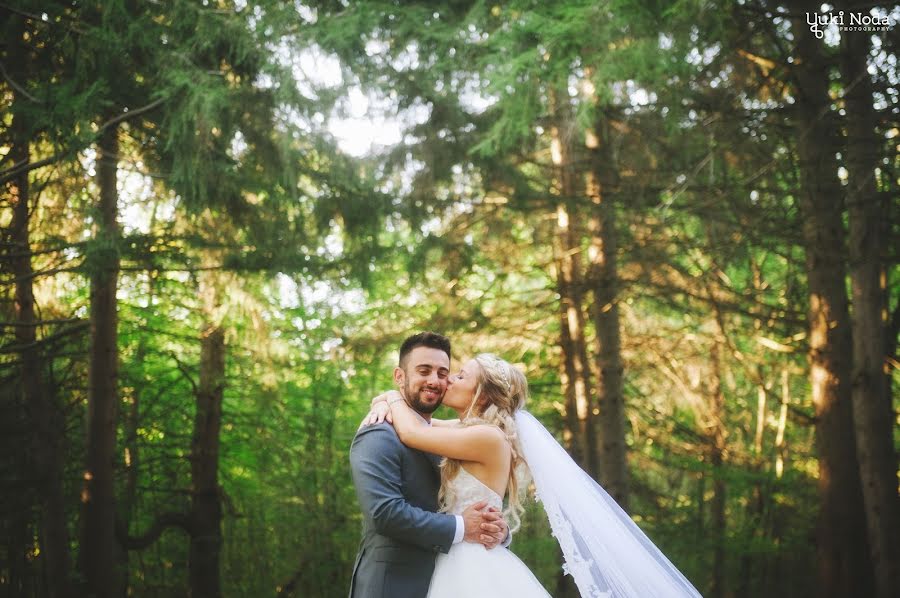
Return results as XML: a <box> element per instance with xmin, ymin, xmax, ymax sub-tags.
<box><xmin>398</xmin><ymin>332</ymin><xmax>451</xmax><ymax>368</ymax></box>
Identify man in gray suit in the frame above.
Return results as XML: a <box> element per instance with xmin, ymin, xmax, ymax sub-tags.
<box><xmin>349</xmin><ymin>332</ymin><xmax>508</xmax><ymax>598</ymax></box>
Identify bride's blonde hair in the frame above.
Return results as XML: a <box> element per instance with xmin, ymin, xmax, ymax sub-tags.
<box><xmin>439</xmin><ymin>353</ymin><xmax>530</xmax><ymax>533</ymax></box>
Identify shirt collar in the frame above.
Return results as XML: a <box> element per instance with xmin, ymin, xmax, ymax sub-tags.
<box><xmin>412</xmin><ymin>410</ymin><xmax>432</xmax><ymax>426</ymax></box>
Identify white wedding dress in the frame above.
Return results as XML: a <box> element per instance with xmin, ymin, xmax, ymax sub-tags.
<box><xmin>426</xmin><ymin>467</ymin><xmax>551</xmax><ymax>598</ymax></box>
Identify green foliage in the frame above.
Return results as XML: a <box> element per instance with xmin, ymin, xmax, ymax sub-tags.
<box><xmin>3</xmin><ymin>0</ymin><xmax>897</xmax><ymax>596</ymax></box>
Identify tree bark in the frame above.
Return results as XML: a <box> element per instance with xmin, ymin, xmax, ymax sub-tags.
<box><xmin>80</xmin><ymin>121</ymin><xmax>124</xmax><ymax>598</ymax></box>
<box><xmin>839</xmin><ymin>16</ymin><xmax>900</xmax><ymax>598</ymax></box>
<box><xmin>551</xmin><ymin>118</ymin><xmax>597</xmax><ymax>476</ymax></box>
<box><xmin>788</xmin><ymin>4</ymin><xmax>873</xmax><ymax>596</ymax></box>
<box><xmin>585</xmin><ymin>114</ymin><xmax>629</xmax><ymax>508</ymax></box>
<box><xmin>7</xmin><ymin>15</ymin><xmax>72</xmax><ymax>597</ymax></box>
<box><xmin>189</xmin><ymin>269</ymin><xmax>225</xmax><ymax>598</ymax></box>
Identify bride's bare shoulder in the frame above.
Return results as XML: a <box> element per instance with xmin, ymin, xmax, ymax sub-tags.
<box><xmin>468</xmin><ymin>423</ymin><xmax>510</xmax><ymax>447</ymax></box>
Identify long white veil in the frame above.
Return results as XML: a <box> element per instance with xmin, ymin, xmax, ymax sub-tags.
<box><xmin>515</xmin><ymin>410</ymin><xmax>702</xmax><ymax>598</ymax></box>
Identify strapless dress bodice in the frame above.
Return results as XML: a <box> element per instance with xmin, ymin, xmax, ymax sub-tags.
<box><xmin>443</xmin><ymin>467</ymin><xmax>503</xmax><ymax>514</ymax></box>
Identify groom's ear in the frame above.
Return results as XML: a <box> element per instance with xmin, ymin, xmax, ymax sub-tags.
<box><xmin>393</xmin><ymin>366</ymin><xmax>405</xmax><ymax>387</ymax></box>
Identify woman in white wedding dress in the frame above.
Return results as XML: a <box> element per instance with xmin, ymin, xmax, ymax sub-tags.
<box><xmin>366</xmin><ymin>353</ymin><xmax>702</xmax><ymax>598</ymax></box>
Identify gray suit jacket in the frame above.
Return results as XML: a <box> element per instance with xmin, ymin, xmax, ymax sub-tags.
<box><xmin>349</xmin><ymin>422</ymin><xmax>457</xmax><ymax>598</ymax></box>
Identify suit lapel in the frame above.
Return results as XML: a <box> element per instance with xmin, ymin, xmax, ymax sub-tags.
<box><xmin>411</xmin><ymin>446</ymin><xmax>442</xmax><ymax>476</ymax></box>
<box><xmin>426</xmin><ymin>451</ymin><xmax>442</xmax><ymax>471</ymax></box>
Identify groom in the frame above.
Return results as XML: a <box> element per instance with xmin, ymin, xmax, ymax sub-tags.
<box><xmin>349</xmin><ymin>332</ymin><xmax>508</xmax><ymax>598</ymax></box>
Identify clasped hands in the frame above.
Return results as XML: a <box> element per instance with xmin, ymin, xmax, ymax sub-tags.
<box><xmin>463</xmin><ymin>500</ymin><xmax>508</xmax><ymax>549</ymax></box>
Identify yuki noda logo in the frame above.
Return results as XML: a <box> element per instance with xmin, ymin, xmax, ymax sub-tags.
<box><xmin>806</xmin><ymin>10</ymin><xmax>893</xmax><ymax>39</ymax></box>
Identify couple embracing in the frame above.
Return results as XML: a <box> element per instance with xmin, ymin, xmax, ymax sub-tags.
<box><xmin>348</xmin><ymin>332</ymin><xmax>701</xmax><ymax>598</ymax></box>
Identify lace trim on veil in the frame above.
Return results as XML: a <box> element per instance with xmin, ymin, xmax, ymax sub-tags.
<box><xmin>516</xmin><ymin>411</ymin><xmax>702</xmax><ymax>598</ymax></box>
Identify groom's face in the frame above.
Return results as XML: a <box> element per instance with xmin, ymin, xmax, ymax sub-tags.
<box><xmin>395</xmin><ymin>346</ymin><xmax>450</xmax><ymax>415</ymax></box>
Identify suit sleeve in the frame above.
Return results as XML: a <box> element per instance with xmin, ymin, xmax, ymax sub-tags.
<box><xmin>350</xmin><ymin>424</ymin><xmax>457</xmax><ymax>553</ymax></box>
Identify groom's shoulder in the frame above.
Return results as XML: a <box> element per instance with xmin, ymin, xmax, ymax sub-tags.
<box><xmin>351</xmin><ymin>422</ymin><xmax>401</xmax><ymax>450</ymax></box>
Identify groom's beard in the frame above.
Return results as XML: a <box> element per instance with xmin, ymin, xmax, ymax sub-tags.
<box><xmin>403</xmin><ymin>379</ymin><xmax>444</xmax><ymax>415</ymax></box>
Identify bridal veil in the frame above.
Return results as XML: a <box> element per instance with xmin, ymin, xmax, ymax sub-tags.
<box><xmin>515</xmin><ymin>411</ymin><xmax>702</xmax><ymax>598</ymax></box>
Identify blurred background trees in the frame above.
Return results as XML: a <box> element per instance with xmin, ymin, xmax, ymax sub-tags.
<box><xmin>1</xmin><ymin>1</ymin><xmax>896</xmax><ymax>597</ymax></box>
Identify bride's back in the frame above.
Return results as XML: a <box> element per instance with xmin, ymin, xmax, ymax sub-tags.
<box><xmin>441</xmin><ymin>465</ymin><xmax>505</xmax><ymax>515</ymax></box>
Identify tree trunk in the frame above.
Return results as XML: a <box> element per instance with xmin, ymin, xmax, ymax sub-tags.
<box><xmin>585</xmin><ymin>114</ymin><xmax>629</xmax><ymax>508</ymax></box>
<box><xmin>189</xmin><ymin>270</ymin><xmax>225</xmax><ymax>598</ymax></box>
<box><xmin>551</xmin><ymin>119</ymin><xmax>597</xmax><ymax>476</ymax></box>
<box><xmin>80</xmin><ymin>121</ymin><xmax>124</xmax><ymax>598</ymax></box>
<box><xmin>788</xmin><ymin>4</ymin><xmax>873</xmax><ymax>596</ymax></box>
<box><xmin>7</xmin><ymin>16</ymin><xmax>72</xmax><ymax>597</ymax></box>
<box><xmin>839</xmin><ymin>16</ymin><xmax>900</xmax><ymax>598</ymax></box>
<box><xmin>13</xmin><ymin>106</ymin><xmax>73</xmax><ymax>598</ymax></box>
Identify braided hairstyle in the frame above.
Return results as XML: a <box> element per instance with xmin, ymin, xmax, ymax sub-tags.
<box><xmin>439</xmin><ymin>353</ymin><xmax>530</xmax><ymax>532</ymax></box>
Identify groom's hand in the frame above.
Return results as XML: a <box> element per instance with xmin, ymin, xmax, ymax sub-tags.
<box><xmin>461</xmin><ymin>501</ymin><xmax>507</xmax><ymax>549</ymax></box>
<box><xmin>481</xmin><ymin>506</ymin><xmax>509</xmax><ymax>548</ymax></box>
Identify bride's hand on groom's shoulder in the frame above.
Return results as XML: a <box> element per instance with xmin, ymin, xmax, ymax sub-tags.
<box><xmin>461</xmin><ymin>501</ymin><xmax>508</xmax><ymax>550</ymax></box>
<box><xmin>357</xmin><ymin>392</ymin><xmax>398</xmax><ymax>429</ymax></box>
<box><xmin>369</xmin><ymin>389</ymin><xmax>403</xmax><ymax>407</ymax></box>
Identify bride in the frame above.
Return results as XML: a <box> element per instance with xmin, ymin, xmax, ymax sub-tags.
<box><xmin>363</xmin><ymin>353</ymin><xmax>702</xmax><ymax>598</ymax></box>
